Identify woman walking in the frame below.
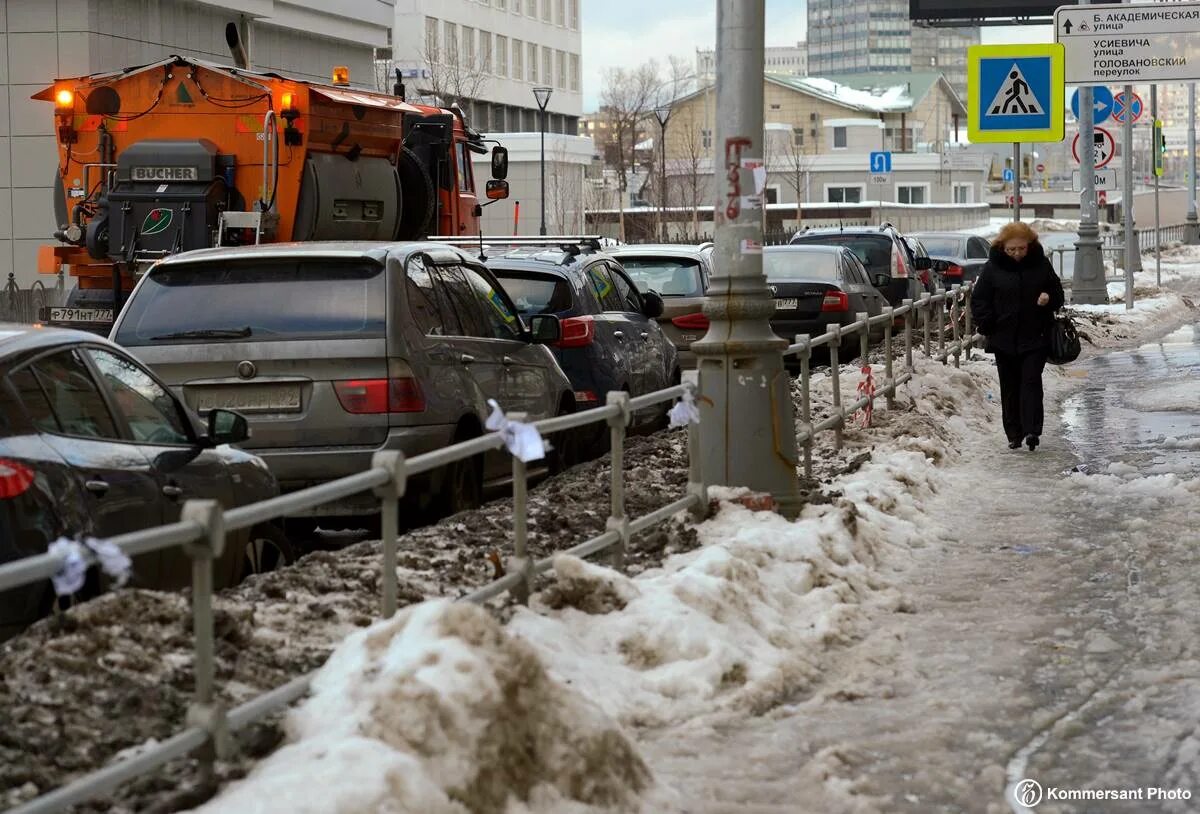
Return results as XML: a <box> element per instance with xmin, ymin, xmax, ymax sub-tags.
<box><xmin>971</xmin><ymin>222</ymin><xmax>1066</xmax><ymax>451</ymax></box>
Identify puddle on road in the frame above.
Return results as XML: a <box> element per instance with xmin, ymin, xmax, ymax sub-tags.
<box><xmin>1062</xmin><ymin>321</ymin><xmax>1200</xmax><ymax>475</ymax></box>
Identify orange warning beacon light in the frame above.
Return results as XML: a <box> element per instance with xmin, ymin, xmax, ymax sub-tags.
<box><xmin>54</xmin><ymin>89</ymin><xmax>74</xmax><ymax>109</ymax></box>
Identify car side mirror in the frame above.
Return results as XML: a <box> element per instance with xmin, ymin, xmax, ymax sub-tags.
<box><xmin>932</xmin><ymin>259</ymin><xmax>950</xmax><ymax>272</ymax></box>
<box><xmin>641</xmin><ymin>290</ymin><xmax>665</xmax><ymax>319</ymax></box>
<box><xmin>528</xmin><ymin>314</ymin><xmax>561</xmax><ymax>344</ymax></box>
<box><xmin>485</xmin><ymin>179</ymin><xmax>510</xmax><ymax>201</ymax></box>
<box><xmin>491</xmin><ymin>146</ymin><xmax>509</xmax><ymax>180</ymax></box>
<box><xmin>206</xmin><ymin>408</ymin><xmax>250</xmax><ymax>446</ymax></box>
<box><xmin>873</xmin><ymin>272</ymin><xmax>892</xmax><ymax>288</ymax></box>
<box><xmin>913</xmin><ymin>256</ymin><xmax>933</xmax><ymax>271</ymax></box>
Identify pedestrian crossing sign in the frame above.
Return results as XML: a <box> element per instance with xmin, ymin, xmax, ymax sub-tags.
<box><xmin>967</xmin><ymin>44</ymin><xmax>1064</xmax><ymax>144</ymax></box>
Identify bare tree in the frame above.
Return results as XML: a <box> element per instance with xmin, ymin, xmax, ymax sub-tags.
<box><xmin>654</xmin><ymin>55</ymin><xmax>697</xmax><ymax>240</ymax></box>
<box><xmin>416</xmin><ymin>27</ymin><xmax>489</xmax><ymax>113</ymax></box>
<box><xmin>600</xmin><ymin>62</ymin><xmax>661</xmax><ymax>242</ymax></box>
<box><xmin>672</xmin><ymin>103</ymin><xmax>709</xmax><ymax>238</ymax></box>
<box><xmin>777</xmin><ymin>127</ymin><xmax>815</xmax><ymax>230</ymax></box>
<box><xmin>548</xmin><ymin>142</ymin><xmax>584</xmax><ymax>233</ymax></box>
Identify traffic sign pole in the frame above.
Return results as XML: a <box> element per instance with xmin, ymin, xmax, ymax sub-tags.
<box><xmin>1123</xmin><ymin>80</ymin><xmax>1136</xmax><ymax>308</ymax></box>
<box><xmin>1152</xmin><ymin>84</ymin><xmax>1161</xmax><ymax>287</ymax></box>
<box><xmin>1013</xmin><ymin>143</ymin><xmax>1021</xmax><ymax>222</ymax></box>
<box><xmin>1188</xmin><ymin>82</ymin><xmax>1199</xmax><ymax>245</ymax></box>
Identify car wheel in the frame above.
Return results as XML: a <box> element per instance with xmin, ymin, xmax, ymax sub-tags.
<box><xmin>546</xmin><ymin>397</ymin><xmax>577</xmax><ymax>475</ymax></box>
<box><xmin>242</xmin><ymin>524</ymin><xmax>296</xmax><ymax>579</ymax></box>
<box><xmin>433</xmin><ymin>429</ymin><xmax>484</xmax><ymax>519</ymax></box>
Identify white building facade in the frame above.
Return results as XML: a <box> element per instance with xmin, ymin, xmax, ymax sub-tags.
<box><xmin>697</xmin><ymin>43</ymin><xmax>807</xmax><ymax>81</ymax></box>
<box><xmin>392</xmin><ymin>0</ymin><xmax>582</xmax><ymax>136</ymax></box>
<box><xmin>1</xmin><ymin>0</ymin><xmax>391</xmax><ymax>287</ymax></box>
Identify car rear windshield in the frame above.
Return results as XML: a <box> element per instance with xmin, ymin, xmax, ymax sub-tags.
<box><xmin>491</xmin><ymin>272</ymin><xmax>574</xmax><ymax>317</ymax></box>
<box><xmin>792</xmin><ymin>234</ymin><xmax>892</xmax><ymax>271</ymax></box>
<box><xmin>917</xmin><ymin>237</ymin><xmax>963</xmax><ymax>257</ymax></box>
<box><xmin>115</xmin><ymin>260</ymin><xmax>386</xmax><ymax>346</ymax></box>
<box><xmin>763</xmin><ymin>250</ymin><xmax>839</xmax><ymax>282</ymax></box>
<box><xmin>616</xmin><ymin>257</ymin><xmax>703</xmax><ymax>297</ymax></box>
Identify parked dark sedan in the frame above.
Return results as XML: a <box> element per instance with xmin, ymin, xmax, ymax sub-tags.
<box><xmin>0</xmin><ymin>325</ymin><xmax>283</xmax><ymax>638</ymax></box>
<box><xmin>485</xmin><ymin>243</ymin><xmax>679</xmax><ymax>444</ymax></box>
<box><xmin>762</xmin><ymin>245</ymin><xmax>887</xmax><ymax>357</ymax></box>
<box><xmin>909</xmin><ymin>231</ymin><xmax>992</xmax><ymax>286</ymax></box>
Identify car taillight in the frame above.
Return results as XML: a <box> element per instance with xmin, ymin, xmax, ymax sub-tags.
<box><xmin>821</xmin><ymin>291</ymin><xmax>850</xmax><ymax>312</ymax></box>
<box><xmin>944</xmin><ymin>263</ymin><xmax>964</xmax><ymax>278</ymax></box>
<box><xmin>574</xmin><ymin>390</ymin><xmax>599</xmax><ymax>404</ymax></box>
<box><xmin>671</xmin><ymin>312</ymin><xmax>710</xmax><ymax>331</ymax></box>
<box><xmin>556</xmin><ymin>315</ymin><xmax>595</xmax><ymax>348</ymax></box>
<box><xmin>334</xmin><ymin>372</ymin><xmax>425</xmax><ymax>414</ymax></box>
<box><xmin>0</xmin><ymin>459</ymin><xmax>35</xmax><ymax>499</ymax></box>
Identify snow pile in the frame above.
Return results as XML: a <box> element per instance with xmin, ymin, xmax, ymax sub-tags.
<box><xmin>1124</xmin><ymin>379</ymin><xmax>1200</xmax><ymax>413</ymax></box>
<box><xmin>1069</xmin><ymin>292</ymin><xmax>1196</xmax><ymax>349</ymax></box>
<box><xmin>192</xmin><ymin>600</ymin><xmax>658</xmax><ymax>814</ymax></box>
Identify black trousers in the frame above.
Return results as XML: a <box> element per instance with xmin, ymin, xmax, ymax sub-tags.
<box><xmin>994</xmin><ymin>348</ymin><xmax>1048</xmax><ymax>442</ymax></box>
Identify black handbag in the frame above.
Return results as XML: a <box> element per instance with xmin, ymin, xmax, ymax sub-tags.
<box><xmin>1048</xmin><ymin>310</ymin><xmax>1081</xmax><ymax>365</ymax></box>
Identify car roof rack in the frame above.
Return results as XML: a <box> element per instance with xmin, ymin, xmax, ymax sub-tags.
<box><xmin>428</xmin><ymin>235</ymin><xmax>606</xmax><ymax>261</ymax></box>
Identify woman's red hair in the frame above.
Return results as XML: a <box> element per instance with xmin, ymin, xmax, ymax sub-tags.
<box><xmin>993</xmin><ymin>221</ymin><xmax>1039</xmax><ymax>247</ymax></box>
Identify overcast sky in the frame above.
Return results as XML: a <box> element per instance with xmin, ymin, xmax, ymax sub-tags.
<box><xmin>580</xmin><ymin>1</ymin><xmax>1052</xmax><ymax>110</ymax></box>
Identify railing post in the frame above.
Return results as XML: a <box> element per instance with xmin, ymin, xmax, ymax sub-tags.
<box><xmin>857</xmin><ymin>312</ymin><xmax>869</xmax><ymax>365</ymax></box>
<box><xmin>882</xmin><ymin>307</ymin><xmax>896</xmax><ymax>410</ymax></box>
<box><xmin>828</xmin><ymin>322</ymin><xmax>843</xmax><ymax>451</ymax></box>
<box><xmin>371</xmin><ymin>450</ymin><xmax>407</xmax><ymax>619</ymax></box>
<box><xmin>964</xmin><ymin>283</ymin><xmax>975</xmax><ymax>360</ymax></box>
<box><xmin>605</xmin><ymin>391</ymin><xmax>632</xmax><ymax>572</ymax></box>
<box><xmin>935</xmin><ymin>288</ymin><xmax>946</xmax><ymax>362</ymax></box>
<box><xmin>181</xmin><ymin>499</ymin><xmax>232</xmax><ymax>785</ymax></box>
<box><xmin>949</xmin><ymin>285</ymin><xmax>962</xmax><ymax>369</ymax></box>
<box><xmin>682</xmin><ymin>371</ymin><xmax>709</xmax><ymax>521</ymax></box>
<box><xmin>903</xmin><ymin>297</ymin><xmax>914</xmax><ymax>371</ymax></box>
<box><xmin>794</xmin><ymin>334</ymin><xmax>814</xmax><ymax>479</ymax></box>
<box><xmin>921</xmin><ymin>292</ymin><xmax>932</xmax><ymax>358</ymax></box>
<box><xmin>508</xmin><ymin>412</ymin><xmax>534</xmax><ymax>605</ymax></box>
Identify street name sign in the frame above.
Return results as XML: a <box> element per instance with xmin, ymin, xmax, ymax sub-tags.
<box><xmin>1071</xmin><ymin>168</ymin><xmax>1118</xmax><ymax>190</ymax></box>
<box><xmin>1055</xmin><ymin>1</ymin><xmax>1200</xmax><ymax>83</ymax></box>
<box><xmin>967</xmin><ymin>44</ymin><xmax>1065</xmax><ymax>143</ymax></box>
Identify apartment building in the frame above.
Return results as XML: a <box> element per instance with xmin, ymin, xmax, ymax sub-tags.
<box><xmin>696</xmin><ymin>43</ymin><xmax>807</xmax><ymax>81</ymax></box>
<box><xmin>392</xmin><ymin>0</ymin><xmax>583</xmax><ymax>136</ymax></box>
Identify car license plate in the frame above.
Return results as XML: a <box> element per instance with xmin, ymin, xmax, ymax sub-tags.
<box><xmin>42</xmin><ymin>306</ymin><xmax>114</xmax><ymax>324</ymax></box>
<box><xmin>191</xmin><ymin>384</ymin><xmax>302</xmax><ymax>413</ymax></box>
<box><xmin>774</xmin><ymin>298</ymin><xmax>798</xmax><ymax>311</ymax></box>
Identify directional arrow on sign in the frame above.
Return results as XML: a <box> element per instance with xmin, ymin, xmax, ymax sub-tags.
<box><xmin>1063</xmin><ymin>19</ymin><xmax>1073</xmax><ymax>34</ymax></box>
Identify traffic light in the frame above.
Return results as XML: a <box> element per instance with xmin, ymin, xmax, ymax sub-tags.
<box><xmin>1154</xmin><ymin>119</ymin><xmax>1165</xmax><ymax>178</ymax></box>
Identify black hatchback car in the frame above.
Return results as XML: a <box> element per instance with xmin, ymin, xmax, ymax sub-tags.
<box><xmin>0</xmin><ymin>325</ymin><xmax>281</xmax><ymax>638</ymax></box>
<box><xmin>484</xmin><ymin>242</ymin><xmax>679</xmax><ymax>441</ymax></box>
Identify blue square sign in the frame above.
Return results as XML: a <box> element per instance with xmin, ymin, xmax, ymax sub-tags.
<box><xmin>967</xmin><ymin>44</ymin><xmax>1064</xmax><ymax>143</ymax></box>
<box><xmin>869</xmin><ymin>151</ymin><xmax>892</xmax><ymax>174</ymax></box>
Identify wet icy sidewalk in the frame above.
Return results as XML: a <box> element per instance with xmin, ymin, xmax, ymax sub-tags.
<box><xmin>639</xmin><ymin>330</ymin><xmax>1200</xmax><ymax>814</ymax></box>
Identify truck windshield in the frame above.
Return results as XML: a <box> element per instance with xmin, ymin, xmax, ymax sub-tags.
<box><xmin>115</xmin><ymin>260</ymin><xmax>386</xmax><ymax>346</ymax></box>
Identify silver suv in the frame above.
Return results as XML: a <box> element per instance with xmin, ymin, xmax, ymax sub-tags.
<box><xmin>110</xmin><ymin>242</ymin><xmax>573</xmax><ymax>524</ymax></box>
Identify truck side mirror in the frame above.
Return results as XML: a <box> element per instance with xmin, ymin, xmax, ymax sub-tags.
<box><xmin>491</xmin><ymin>146</ymin><xmax>509</xmax><ymax>180</ymax></box>
<box><xmin>485</xmin><ymin>179</ymin><xmax>510</xmax><ymax>201</ymax></box>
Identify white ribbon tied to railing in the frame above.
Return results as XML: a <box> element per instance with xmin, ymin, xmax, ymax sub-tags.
<box><xmin>668</xmin><ymin>387</ymin><xmax>701</xmax><ymax>429</ymax></box>
<box><xmin>48</xmin><ymin>537</ymin><xmax>133</xmax><ymax>597</ymax></box>
<box><xmin>485</xmin><ymin>399</ymin><xmax>547</xmax><ymax>462</ymax></box>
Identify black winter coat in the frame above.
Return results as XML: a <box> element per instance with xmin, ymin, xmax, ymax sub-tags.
<box><xmin>971</xmin><ymin>241</ymin><xmax>1066</xmax><ymax>355</ymax></box>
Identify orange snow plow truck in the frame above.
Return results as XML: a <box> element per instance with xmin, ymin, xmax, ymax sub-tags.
<box><xmin>33</xmin><ymin>43</ymin><xmax>509</xmax><ymax>328</ymax></box>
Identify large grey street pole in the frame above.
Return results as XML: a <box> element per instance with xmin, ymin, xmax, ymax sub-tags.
<box><xmin>1071</xmin><ymin>0</ymin><xmax>1107</xmax><ymax>304</ymax></box>
<box><xmin>1188</xmin><ymin>83</ymin><xmax>1199</xmax><ymax>244</ymax></box>
<box><xmin>533</xmin><ymin>86</ymin><xmax>552</xmax><ymax>236</ymax></box>
<box><xmin>692</xmin><ymin>0</ymin><xmax>801</xmax><ymax>515</ymax></box>
<box><xmin>1122</xmin><ymin>82</ymin><xmax>1135</xmax><ymax>309</ymax></box>
<box><xmin>1152</xmin><ymin>84</ymin><xmax>1161</xmax><ymax>287</ymax></box>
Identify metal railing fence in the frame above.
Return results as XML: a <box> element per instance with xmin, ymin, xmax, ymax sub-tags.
<box><xmin>1</xmin><ymin>274</ymin><xmax>66</xmax><ymax>324</ymax></box>
<box><xmin>1</xmin><ymin>287</ymin><xmax>976</xmax><ymax>814</ymax></box>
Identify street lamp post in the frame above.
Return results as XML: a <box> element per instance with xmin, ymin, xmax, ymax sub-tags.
<box><xmin>532</xmin><ymin>86</ymin><xmax>553</xmax><ymax>236</ymax></box>
<box><xmin>655</xmin><ymin>104</ymin><xmax>672</xmax><ymax>242</ymax></box>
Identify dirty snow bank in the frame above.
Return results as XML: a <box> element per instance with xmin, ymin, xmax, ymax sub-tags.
<box><xmin>192</xmin><ymin>600</ymin><xmax>661</xmax><ymax>814</ymax></box>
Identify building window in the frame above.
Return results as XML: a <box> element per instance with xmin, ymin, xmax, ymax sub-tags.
<box><xmin>569</xmin><ymin>0</ymin><xmax>579</xmax><ymax>29</ymax></box>
<box><xmin>556</xmin><ymin>50</ymin><xmax>566</xmax><ymax>90</ymax></box>
<box><xmin>528</xmin><ymin>42</ymin><xmax>538</xmax><ymax>82</ymax></box>
<box><xmin>570</xmin><ymin>53</ymin><xmax>580</xmax><ymax>92</ymax></box>
<box><xmin>496</xmin><ymin>36</ymin><xmax>508</xmax><ymax>78</ymax></box>
<box><xmin>543</xmin><ymin>46</ymin><xmax>553</xmax><ymax>86</ymax></box>
<box><xmin>497</xmin><ymin>0</ymin><xmax>505</xmax><ymax>8</ymax></box>
<box><xmin>896</xmin><ymin>184</ymin><xmax>928</xmax><ymax>204</ymax></box>
<box><xmin>826</xmin><ymin>185</ymin><xmax>864</xmax><ymax>203</ymax></box>
<box><xmin>481</xmin><ymin>32</ymin><xmax>492</xmax><ymax>73</ymax></box>
<box><xmin>514</xmin><ymin>39</ymin><xmax>524</xmax><ymax>80</ymax></box>
<box><xmin>542</xmin><ymin>0</ymin><xmax>552</xmax><ymax>22</ymax></box>
<box><xmin>702</xmin><ymin>128</ymin><xmax>713</xmax><ymax>149</ymax></box>
<box><xmin>444</xmin><ymin>22</ymin><xmax>458</xmax><ymax>65</ymax></box>
<box><xmin>557</xmin><ymin>0</ymin><xmax>565</xmax><ymax>25</ymax></box>
<box><xmin>425</xmin><ymin>16</ymin><xmax>439</xmax><ymax>61</ymax></box>
<box><xmin>463</xmin><ymin>26</ymin><xmax>475</xmax><ymax>66</ymax></box>
<box><xmin>526</xmin><ymin>0</ymin><xmax>535</xmax><ymax>16</ymax></box>
<box><xmin>792</xmin><ymin>126</ymin><xmax>804</xmax><ymax>147</ymax></box>
<box><xmin>953</xmin><ymin>183</ymin><xmax>973</xmax><ymax>204</ymax></box>
<box><xmin>833</xmin><ymin>126</ymin><xmax>847</xmax><ymax>149</ymax></box>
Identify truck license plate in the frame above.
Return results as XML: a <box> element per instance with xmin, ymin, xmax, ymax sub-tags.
<box><xmin>44</xmin><ymin>307</ymin><xmax>114</xmax><ymax>324</ymax></box>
